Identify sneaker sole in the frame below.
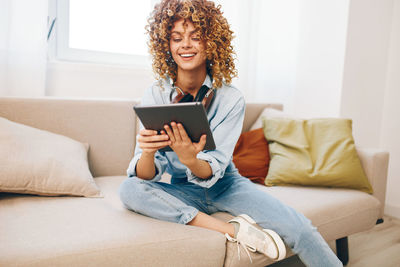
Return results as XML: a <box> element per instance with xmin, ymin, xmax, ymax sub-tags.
<box><xmin>263</xmin><ymin>229</ymin><xmax>286</xmax><ymax>261</ymax></box>
<box><xmin>238</xmin><ymin>214</ymin><xmax>286</xmax><ymax>261</ymax></box>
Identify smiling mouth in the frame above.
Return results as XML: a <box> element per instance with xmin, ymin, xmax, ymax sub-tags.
<box><xmin>179</xmin><ymin>53</ymin><xmax>196</xmax><ymax>59</ymax></box>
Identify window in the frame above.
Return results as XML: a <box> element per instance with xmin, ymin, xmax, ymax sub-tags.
<box><xmin>52</xmin><ymin>0</ymin><xmax>156</xmax><ymax>66</ymax></box>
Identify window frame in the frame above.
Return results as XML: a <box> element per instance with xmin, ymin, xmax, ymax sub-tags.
<box><xmin>50</xmin><ymin>0</ymin><xmax>153</xmax><ymax>67</ymax></box>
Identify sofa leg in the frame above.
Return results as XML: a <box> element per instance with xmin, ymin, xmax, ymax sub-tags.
<box><xmin>336</xmin><ymin>237</ymin><xmax>349</xmax><ymax>266</ymax></box>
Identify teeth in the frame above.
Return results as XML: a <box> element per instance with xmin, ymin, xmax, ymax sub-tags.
<box><xmin>180</xmin><ymin>54</ymin><xmax>195</xmax><ymax>57</ymax></box>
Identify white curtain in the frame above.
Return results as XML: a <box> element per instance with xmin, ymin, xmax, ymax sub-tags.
<box><xmin>216</xmin><ymin>0</ymin><xmax>349</xmax><ymax>117</ymax></box>
<box><xmin>0</xmin><ymin>0</ymin><xmax>48</xmax><ymax>97</ymax></box>
<box><xmin>215</xmin><ymin>0</ymin><xmax>299</xmax><ymax>110</ymax></box>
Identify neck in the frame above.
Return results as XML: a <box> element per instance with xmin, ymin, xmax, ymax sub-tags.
<box><xmin>175</xmin><ymin>67</ymin><xmax>207</xmax><ymax>97</ymax></box>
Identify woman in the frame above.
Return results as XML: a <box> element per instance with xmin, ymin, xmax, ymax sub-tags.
<box><xmin>119</xmin><ymin>0</ymin><xmax>342</xmax><ymax>266</ymax></box>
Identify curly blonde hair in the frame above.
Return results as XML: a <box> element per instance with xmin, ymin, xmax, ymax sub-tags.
<box><xmin>146</xmin><ymin>0</ymin><xmax>237</xmax><ymax>89</ymax></box>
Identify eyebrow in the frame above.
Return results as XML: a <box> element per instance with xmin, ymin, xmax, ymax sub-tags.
<box><xmin>170</xmin><ymin>30</ymin><xmax>199</xmax><ymax>35</ymax></box>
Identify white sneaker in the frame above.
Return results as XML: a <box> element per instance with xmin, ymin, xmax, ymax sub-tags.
<box><xmin>225</xmin><ymin>214</ymin><xmax>286</xmax><ymax>262</ymax></box>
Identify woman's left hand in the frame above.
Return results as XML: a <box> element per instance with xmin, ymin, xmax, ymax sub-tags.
<box><xmin>163</xmin><ymin>122</ymin><xmax>206</xmax><ymax>166</ymax></box>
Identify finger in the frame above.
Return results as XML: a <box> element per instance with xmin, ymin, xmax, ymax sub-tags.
<box><xmin>170</xmin><ymin>122</ymin><xmax>182</xmax><ymax>142</ymax></box>
<box><xmin>194</xmin><ymin>134</ymin><xmax>207</xmax><ymax>152</ymax></box>
<box><xmin>140</xmin><ymin>140</ymin><xmax>171</xmax><ymax>149</ymax></box>
<box><xmin>138</xmin><ymin>133</ymin><xmax>169</xmax><ymax>143</ymax></box>
<box><xmin>177</xmin><ymin>123</ymin><xmax>190</xmax><ymax>142</ymax></box>
<box><xmin>164</xmin><ymin>124</ymin><xmax>175</xmax><ymax>142</ymax></box>
<box><xmin>140</xmin><ymin>129</ymin><xmax>158</xmax><ymax>136</ymax></box>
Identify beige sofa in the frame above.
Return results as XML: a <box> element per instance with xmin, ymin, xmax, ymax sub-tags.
<box><xmin>0</xmin><ymin>97</ymin><xmax>389</xmax><ymax>267</ymax></box>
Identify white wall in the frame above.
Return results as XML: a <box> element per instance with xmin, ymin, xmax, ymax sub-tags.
<box><xmin>340</xmin><ymin>0</ymin><xmax>394</xmax><ymax>148</ymax></box>
<box><xmin>381</xmin><ymin>0</ymin><xmax>400</xmax><ymax>219</ymax></box>
<box><xmin>339</xmin><ymin>0</ymin><xmax>400</xmax><ymax>219</ymax></box>
<box><xmin>292</xmin><ymin>0</ymin><xmax>349</xmax><ymax>117</ymax></box>
<box><xmin>46</xmin><ymin>61</ymin><xmax>153</xmax><ymax>99</ymax></box>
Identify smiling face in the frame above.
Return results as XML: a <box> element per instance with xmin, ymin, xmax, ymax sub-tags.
<box><xmin>169</xmin><ymin>18</ymin><xmax>207</xmax><ymax>75</ymax></box>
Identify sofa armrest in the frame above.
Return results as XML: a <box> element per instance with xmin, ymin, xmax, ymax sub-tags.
<box><xmin>356</xmin><ymin>148</ymin><xmax>389</xmax><ymax>219</ymax></box>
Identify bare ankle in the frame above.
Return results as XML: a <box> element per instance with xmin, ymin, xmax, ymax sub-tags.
<box><xmin>188</xmin><ymin>211</ymin><xmax>235</xmax><ymax>237</ymax></box>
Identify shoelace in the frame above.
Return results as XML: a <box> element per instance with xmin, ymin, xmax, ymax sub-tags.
<box><xmin>225</xmin><ymin>233</ymin><xmax>256</xmax><ymax>263</ymax></box>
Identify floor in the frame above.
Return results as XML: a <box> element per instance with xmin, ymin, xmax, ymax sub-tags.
<box><xmin>270</xmin><ymin>216</ymin><xmax>400</xmax><ymax>267</ymax></box>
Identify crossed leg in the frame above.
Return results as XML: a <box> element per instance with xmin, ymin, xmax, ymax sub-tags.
<box><xmin>119</xmin><ymin>177</ymin><xmax>234</xmax><ymax>236</ymax></box>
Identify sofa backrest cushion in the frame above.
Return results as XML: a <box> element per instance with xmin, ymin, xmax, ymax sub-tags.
<box><xmin>0</xmin><ymin>97</ymin><xmax>139</xmax><ymax>177</ymax></box>
<box><xmin>242</xmin><ymin>103</ymin><xmax>283</xmax><ymax>133</ymax></box>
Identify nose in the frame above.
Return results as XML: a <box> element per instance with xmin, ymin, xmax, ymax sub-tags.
<box><xmin>182</xmin><ymin>37</ymin><xmax>192</xmax><ymax>49</ymax></box>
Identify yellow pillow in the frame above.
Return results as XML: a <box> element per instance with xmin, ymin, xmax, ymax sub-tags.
<box><xmin>262</xmin><ymin>117</ymin><xmax>373</xmax><ymax>193</ymax></box>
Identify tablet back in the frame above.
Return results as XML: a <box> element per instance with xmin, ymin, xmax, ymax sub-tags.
<box><xmin>134</xmin><ymin>102</ymin><xmax>216</xmax><ymax>151</ymax></box>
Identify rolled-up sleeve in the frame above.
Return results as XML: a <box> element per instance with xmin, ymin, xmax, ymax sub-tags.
<box><xmin>186</xmin><ymin>96</ymin><xmax>245</xmax><ymax>188</ymax></box>
<box><xmin>126</xmin><ymin>84</ymin><xmax>169</xmax><ymax>182</ymax></box>
<box><xmin>127</xmin><ymin>151</ymin><xmax>168</xmax><ymax>182</ymax></box>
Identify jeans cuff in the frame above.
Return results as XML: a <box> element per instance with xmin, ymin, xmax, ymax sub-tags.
<box><xmin>181</xmin><ymin>209</ymin><xmax>199</xmax><ymax>225</ymax></box>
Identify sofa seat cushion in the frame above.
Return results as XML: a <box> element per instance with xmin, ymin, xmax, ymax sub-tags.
<box><xmin>259</xmin><ymin>185</ymin><xmax>380</xmax><ymax>241</ymax></box>
<box><xmin>0</xmin><ymin>176</ymin><xmax>226</xmax><ymax>267</ymax></box>
<box><xmin>0</xmin><ymin>176</ymin><xmax>381</xmax><ymax>267</ymax></box>
<box><xmin>214</xmin><ymin>184</ymin><xmax>380</xmax><ymax>241</ymax></box>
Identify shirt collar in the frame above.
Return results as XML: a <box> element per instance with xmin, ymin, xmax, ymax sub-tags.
<box><xmin>168</xmin><ymin>74</ymin><xmax>212</xmax><ymax>90</ymax></box>
<box><xmin>203</xmin><ymin>74</ymin><xmax>213</xmax><ymax>89</ymax></box>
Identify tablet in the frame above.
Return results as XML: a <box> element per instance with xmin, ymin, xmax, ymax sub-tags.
<box><xmin>133</xmin><ymin>102</ymin><xmax>216</xmax><ymax>152</ymax></box>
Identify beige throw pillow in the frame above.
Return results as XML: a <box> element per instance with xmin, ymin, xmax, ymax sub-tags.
<box><xmin>0</xmin><ymin>117</ymin><xmax>102</xmax><ymax>197</ymax></box>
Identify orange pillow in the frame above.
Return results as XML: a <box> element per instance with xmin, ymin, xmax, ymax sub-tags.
<box><xmin>232</xmin><ymin>128</ymin><xmax>270</xmax><ymax>184</ymax></box>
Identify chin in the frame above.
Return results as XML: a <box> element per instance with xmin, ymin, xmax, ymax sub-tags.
<box><xmin>178</xmin><ymin>63</ymin><xmax>206</xmax><ymax>72</ymax></box>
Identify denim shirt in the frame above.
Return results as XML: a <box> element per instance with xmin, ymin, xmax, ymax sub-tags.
<box><xmin>127</xmin><ymin>75</ymin><xmax>245</xmax><ymax>188</ymax></box>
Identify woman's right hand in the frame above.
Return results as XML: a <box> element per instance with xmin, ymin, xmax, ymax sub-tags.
<box><xmin>137</xmin><ymin>129</ymin><xmax>171</xmax><ymax>154</ymax></box>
